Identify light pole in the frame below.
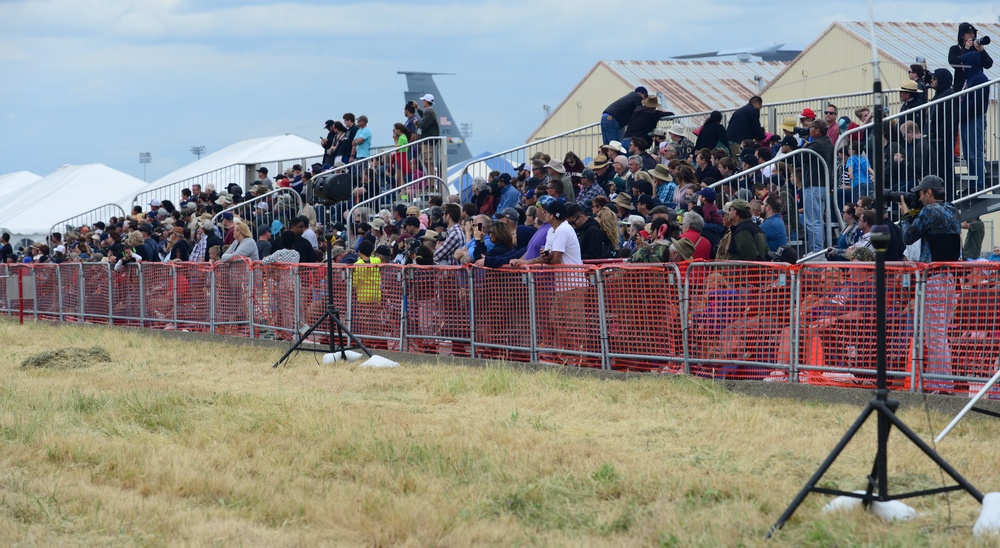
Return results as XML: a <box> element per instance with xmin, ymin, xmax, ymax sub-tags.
<box><xmin>139</xmin><ymin>152</ymin><xmax>151</xmax><ymax>181</ymax></box>
<box><xmin>191</xmin><ymin>146</ymin><xmax>206</xmax><ymax>160</ymax></box>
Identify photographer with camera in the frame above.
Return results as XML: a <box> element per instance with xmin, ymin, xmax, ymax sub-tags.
<box><xmin>900</xmin><ymin>175</ymin><xmax>961</xmax><ymax>391</ymax></box>
<box><xmin>949</xmin><ymin>22</ymin><xmax>993</xmax><ymax>91</ymax></box>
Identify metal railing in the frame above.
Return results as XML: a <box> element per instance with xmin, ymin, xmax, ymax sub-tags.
<box><xmin>6</xmin><ymin>260</ymin><xmax>1000</xmax><ymax>398</ymax></box>
<box><xmin>457</xmin><ymin>124</ymin><xmax>602</xmax><ymax>198</ymax></box>
<box><xmin>345</xmin><ymin>175</ymin><xmax>448</xmax><ymax>246</ymax></box>
<box><xmin>48</xmin><ymin>203</ymin><xmax>126</xmax><ymax>244</ymax></box>
<box><xmin>705</xmin><ymin>148</ymin><xmax>834</xmax><ymax>258</ymax></box>
<box><xmin>130</xmin><ymin>152</ymin><xmax>324</xmax><ymax>212</ymax></box>
<box><xmin>210</xmin><ymin>188</ymin><xmax>304</xmax><ymax>234</ymax></box>
<box><xmin>831</xmin><ymin>77</ymin><xmax>1000</xmax><ymax>209</ymax></box>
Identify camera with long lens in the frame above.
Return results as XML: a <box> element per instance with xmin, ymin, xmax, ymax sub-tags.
<box><xmin>883</xmin><ymin>189</ymin><xmax>921</xmax><ymax>211</ymax></box>
<box><xmin>793</xmin><ymin>127</ymin><xmax>810</xmax><ymax>137</ymax></box>
<box><xmin>976</xmin><ymin>36</ymin><xmax>991</xmax><ymax>46</ymax></box>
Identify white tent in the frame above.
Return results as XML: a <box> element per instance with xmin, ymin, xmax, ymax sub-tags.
<box><xmin>149</xmin><ymin>134</ymin><xmax>324</xmax><ymax>188</ymax></box>
<box><xmin>118</xmin><ymin>134</ymin><xmax>325</xmax><ymax>210</ymax></box>
<box><xmin>0</xmin><ymin>171</ymin><xmax>42</xmax><ymax>201</ymax></box>
<box><xmin>0</xmin><ymin>164</ymin><xmax>147</xmax><ymax>244</ymax></box>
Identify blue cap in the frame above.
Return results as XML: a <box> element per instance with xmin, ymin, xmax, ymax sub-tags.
<box><xmin>222</xmin><ymin>212</ymin><xmax>234</xmax><ymax>220</ymax></box>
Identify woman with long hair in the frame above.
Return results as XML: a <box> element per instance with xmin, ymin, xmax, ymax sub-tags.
<box><xmin>694</xmin><ymin>110</ymin><xmax>729</xmax><ymax>153</ymax></box>
<box><xmin>597</xmin><ymin>207</ymin><xmax>621</xmax><ymax>253</ymax></box>
<box><xmin>392</xmin><ymin>122</ymin><xmax>412</xmax><ymax>188</ymax></box>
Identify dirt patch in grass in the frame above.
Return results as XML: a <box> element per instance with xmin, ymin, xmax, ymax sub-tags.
<box><xmin>20</xmin><ymin>346</ymin><xmax>111</xmax><ymax>370</ymax></box>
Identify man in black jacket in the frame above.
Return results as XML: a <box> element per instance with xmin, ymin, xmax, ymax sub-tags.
<box><xmin>949</xmin><ymin>22</ymin><xmax>994</xmax><ymax>91</ymax></box>
<box><xmin>565</xmin><ymin>203</ymin><xmax>610</xmax><ymax>260</ymax></box>
<box><xmin>927</xmin><ymin>68</ymin><xmax>957</xmax><ymax>191</ymax></box>
<box><xmin>725</xmin><ymin>96</ymin><xmax>765</xmax><ymax>157</ymax></box>
<box><xmin>288</xmin><ymin>217</ymin><xmax>317</xmax><ymax>263</ymax></box>
<box><xmin>416</xmin><ymin>93</ymin><xmax>440</xmax><ymax>176</ymax></box>
<box><xmin>600</xmin><ymin>86</ymin><xmax>647</xmax><ymax>145</ymax></box>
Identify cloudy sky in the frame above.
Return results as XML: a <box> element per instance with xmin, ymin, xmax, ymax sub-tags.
<box><xmin>1</xmin><ymin>0</ymin><xmax>997</xmax><ymax>182</ymax></box>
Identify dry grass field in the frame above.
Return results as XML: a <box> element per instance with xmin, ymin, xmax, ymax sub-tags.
<box><xmin>1</xmin><ymin>320</ymin><xmax>998</xmax><ymax>546</ymax></box>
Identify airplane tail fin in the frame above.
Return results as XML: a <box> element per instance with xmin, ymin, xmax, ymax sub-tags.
<box><xmin>399</xmin><ymin>72</ymin><xmax>472</xmax><ymax>165</ymax></box>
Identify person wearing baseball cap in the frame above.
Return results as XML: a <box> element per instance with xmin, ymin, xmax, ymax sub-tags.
<box><xmin>510</xmin><ymin>198</ymin><xmax>581</xmax><ymax>267</ymax></box>
<box><xmin>576</xmin><ymin>168</ymin><xmax>606</xmax><ymax>209</ymax></box>
<box><xmin>727</xmin><ymin>198</ymin><xmax>768</xmax><ymax>261</ymax></box>
<box><xmin>417</xmin><ymin>94</ymin><xmax>440</xmax><ymax>175</ymax></box>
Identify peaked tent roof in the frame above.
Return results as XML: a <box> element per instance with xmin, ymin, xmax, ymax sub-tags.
<box><xmin>762</xmin><ymin>21</ymin><xmax>1000</xmax><ymax>94</ymax></box>
<box><xmin>149</xmin><ymin>134</ymin><xmax>325</xmax><ymax>188</ymax></box>
<box><xmin>0</xmin><ymin>164</ymin><xmax>147</xmax><ymax>242</ymax></box>
<box><xmin>0</xmin><ymin>171</ymin><xmax>42</xmax><ymax>201</ymax></box>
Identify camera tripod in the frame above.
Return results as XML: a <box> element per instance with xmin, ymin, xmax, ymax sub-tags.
<box><xmin>272</xmin><ymin>235</ymin><xmax>371</xmax><ymax>368</ymax></box>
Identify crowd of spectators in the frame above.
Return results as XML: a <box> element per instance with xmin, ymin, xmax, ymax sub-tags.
<box><xmin>3</xmin><ymin>23</ymin><xmax>994</xmax><ymax>271</ymax></box>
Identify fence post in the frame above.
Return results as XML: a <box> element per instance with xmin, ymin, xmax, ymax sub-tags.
<box><xmin>681</xmin><ymin>264</ymin><xmax>691</xmax><ymax>375</ymax></box>
<box><xmin>209</xmin><ymin>267</ymin><xmax>217</xmax><ymax>334</ymax></box>
<box><xmin>344</xmin><ymin>267</ymin><xmax>353</xmax><ymax>332</ymax></box>
<box><xmin>789</xmin><ymin>267</ymin><xmax>800</xmax><ymax>383</ymax></box>
<box><xmin>106</xmin><ymin>263</ymin><xmax>113</xmax><ymax>324</ymax></box>
<box><xmin>913</xmin><ymin>268</ymin><xmax>927</xmax><ymax>393</ymax></box>
<box><xmin>56</xmin><ymin>265</ymin><xmax>64</xmax><ymax>322</ymax></box>
<box><xmin>77</xmin><ymin>263</ymin><xmax>85</xmax><ymax>323</ymax></box>
<box><xmin>527</xmin><ymin>270</ymin><xmax>538</xmax><ymax>363</ymax></box>
<box><xmin>137</xmin><ymin>264</ymin><xmax>146</xmax><ymax>328</ymax></box>
<box><xmin>248</xmin><ymin>263</ymin><xmax>256</xmax><ymax>339</ymax></box>
<box><xmin>293</xmin><ymin>265</ymin><xmax>301</xmax><ymax>336</ymax></box>
<box><xmin>171</xmin><ymin>266</ymin><xmax>179</xmax><ymax>330</ymax></box>
<box><xmin>397</xmin><ymin>267</ymin><xmax>407</xmax><ymax>352</ymax></box>
<box><xmin>595</xmin><ymin>268</ymin><xmax>610</xmax><ymax>370</ymax></box>
<box><xmin>467</xmin><ymin>267</ymin><xmax>477</xmax><ymax>358</ymax></box>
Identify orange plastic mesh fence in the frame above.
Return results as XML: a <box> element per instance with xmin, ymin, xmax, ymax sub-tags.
<box><xmin>296</xmin><ymin>264</ymin><xmax>350</xmax><ymax>346</ymax></box>
<box><xmin>141</xmin><ymin>263</ymin><xmax>177</xmax><ymax>329</ymax></box>
<box><xmin>600</xmin><ymin>264</ymin><xmax>684</xmax><ymax>372</ymax></box>
<box><xmin>57</xmin><ymin>264</ymin><xmax>83</xmax><ymax>322</ymax></box>
<box><xmin>403</xmin><ymin>266</ymin><xmax>472</xmax><ymax>357</ymax></box>
<box><xmin>110</xmin><ymin>264</ymin><xmax>143</xmax><ymax>326</ymax></box>
<box><xmin>795</xmin><ymin>263</ymin><xmax>918</xmax><ymax>390</ymax></box>
<box><xmin>470</xmin><ymin>266</ymin><xmax>532</xmax><ymax>362</ymax></box>
<box><xmin>32</xmin><ymin>264</ymin><xmax>60</xmax><ymax>320</ymax></box>
<box><xmin>174</xmin><ymin>262</ymin><xmax>214</xmax><ymax>332</ymax></box>
<box><xmin>347</xmin><ymin>263</ymin><xmax>403</xmax><ymax>351</ymax></box>
<box><xmin>250</xmin><ymin>262</ymin><xmax>300</xmax><ymax>338</ymax></box>
<box><xmin>81</xmin><ymin>263</ymin><xmax>113</xmax><ymax>323</ymax></box>
<box><xmin>531</xmin><ymin>266</ymin><xmax>603</xmax><ymax>368</ymax></box>
<box><xmin>686</xmin><ymin>262</ymin><xmax>794</xmax><ymax>381</ymax></box>
<box><xmin>212</xmin><ymin>259</ymin><xmax>251</xmax><ymax>336</ymax></box>
<box><xmin>925</xmin><ymin>263</ymin><xmax>1000</xmax><ymax>398</ymax></box>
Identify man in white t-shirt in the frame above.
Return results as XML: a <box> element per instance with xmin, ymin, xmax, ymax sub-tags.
<box><xmin>510</xmin><ymin>200</ymin><xmax>582</xmax><ymax>266</ymax></box>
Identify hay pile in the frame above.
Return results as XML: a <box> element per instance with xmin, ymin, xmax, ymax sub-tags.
<box><xmin>20</xmin><ymin>346</ymin><xmax>111</xmax><ymax>370</ymax></box>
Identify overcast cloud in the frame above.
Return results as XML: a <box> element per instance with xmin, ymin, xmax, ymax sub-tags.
<box><xmin>1</xmin><ymin>0</ymin><xmax>997</xmax><ymax>181</ymax></box>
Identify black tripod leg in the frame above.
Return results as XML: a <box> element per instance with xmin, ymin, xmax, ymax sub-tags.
<box><xmin>882</xmin><ymin>407</ymin><xmax>984</xmax><ymax>503</ymax></box>
<box><xmin>272</xmin><ymin>312</ymin><xmax>331</xmax><ymax>368</ymax></box>
<box><xmin>332</xmin><ymin>314</ymin><xmax>373</xmax><ymax>357</ymax></box>
<box><xmin>768</xmin><ymin>402</ymin><xmax>877</xmax><ymax>538</ymax></box>
<box><xmin>862</xmin><ymin>405</ymin><xmax>894</xmax><ymax>506</ymax></box>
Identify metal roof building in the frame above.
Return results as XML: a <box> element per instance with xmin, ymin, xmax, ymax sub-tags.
<box><xmin>761</xmin><ymin>21</ymin><xmax>1000</xmax><ymax>103</ymax></box>
<box><xmin>527</xmin><ymin>59</ymin><xmax>787</xmax><ymax>142</ymax></box>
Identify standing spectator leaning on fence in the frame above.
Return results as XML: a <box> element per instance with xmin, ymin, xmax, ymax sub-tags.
<box><xmin>600</xmin><ymin>87</ymin><xmax>647</xmax><ymax>145</ymax></box>
<box><xmin>802</xmin><ymin>119</ymin><xmax>834</xmax><ymax>253</ymax></box>
<box><xmin>900</xmin><ymin>175</ymin><xmax>961</xmax><ymax>392</ymax></box>
<box><xmin>726</xmin><ymin>96</ymin><xmax>765</xmax><ymax>158</ymax></box>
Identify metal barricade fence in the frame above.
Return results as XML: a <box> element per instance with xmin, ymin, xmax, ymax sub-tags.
<box><xmin>131</xmin><ymin>154</ymin><xmax>324</xmax><ymax>213</ymax></box>
<box><xmin>347</xmin><ymin>263</ymin><xmax>404</xmax><ymax>351</ymax></box>
<box><xmin>81</xmin><ymin>263</ymin><xmax>112</xmax><ymax>324</ymax></box>
<box><xmin>403</xmin><ymin>266</ymin><xmax>472</xmax><ymax>357</ymax></box>
<box><xmin>470</xmin><ymin>266</ymin><xmax>534</xmax><ymax>363</ymax></box>
<box><xmin>8</xmin><ymin>260</ymin><xmax>1000</xmax><ymax>398</ymax></box>
<box><xmin>212</xmin><ymin>188</ymin><xmax>303</xmax><ymax>235</ymax></box>
<box><xmin>685</xmin><ymin>262</ymin><xmax>795</xmax><ymax>381</ymax></box>
<box><xmin>250</xmin><ymin>261</ymin><xmax>300</xmax><ymax>340</ymax></box>
<box><xmin>921</xmin><ymin>262</ymin><xmax>1000</xmax><ymax>397</ymax></box>
<box><xmin>795</xmin><ymin>262</ymin><xmax>919</xmax><ymax>389</ymax></box>
<box><xmin>530</xmin><ymin>266</ymin><xmax>604</xmax><ymax>368</ymax></box>
<box><xmin>832</xmin><ymin>78</ymin><xmax>1000</xmax><ymax>211</ymax></box>
<box><xmin>457</xmin><ymin>125</ymin><xmax>603</xmax><ymax>200</ymax></box>
<box><xmin>599</xmin><ymin>263</ymin><xmax>684</xmax><ymax>372</ymax></box>
<box><xmin>48</xmin><ymin>203</ymin><xmax>127</xmax><ymax>246</ymax></box>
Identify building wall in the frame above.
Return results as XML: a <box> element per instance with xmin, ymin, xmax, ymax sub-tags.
<box><xmin>762</xmin><ymin>25</ymin><xmax>911</xmax><ymax>103</ymax></box>
<box><xmin>527</xmin><ymin>63</ymin><xmax>631</xmax><ymax>143</ymax></box>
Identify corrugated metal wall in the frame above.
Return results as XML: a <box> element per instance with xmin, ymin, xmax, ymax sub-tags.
<box><xmin>528</xmin><ymin>64</ymin><xmax>630</xmax><ymax>142</ymax></box>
